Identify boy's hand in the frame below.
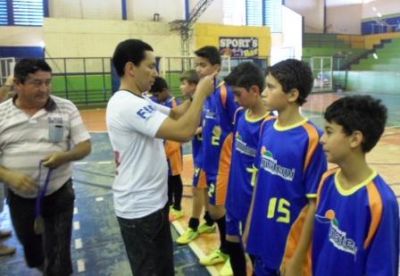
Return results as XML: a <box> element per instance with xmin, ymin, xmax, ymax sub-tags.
<box><xmin>4</xmin><ymin>75</ymin><xmax>14</xmax><ymax>87</ymax></box>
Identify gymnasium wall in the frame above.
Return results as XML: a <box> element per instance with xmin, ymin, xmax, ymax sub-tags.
<box><xmin>49</xmin><ymin>0</ymin><xmax>224</xmax><ymax>24</ymax></box>
<box><xmin>284</xmin><ymin>0</ymin><xmax>325</xmax><ymax>33</ymax></box>
<box><xmin>194</xmin><ymin>23</ymin><xmax>271</xmax><ymax>57</ymax></box>
<box><xmin>49</xmin><ymin>0</ymin><xmax>121</xmax><ymax>20</ymax></box>
<box><xmin>0</xmin><ymin>27</ymin><xmax>43</xmax><ymax>47</ymax></box>
<box><xmin>326</xmin><ymin>4</ymin><xmax>362</xmax><ymax>34</ymax></box>
<box><xmin>361</xmin><ymin>0</ymin><xmax>400</xmax><ymax>19</ymax></box>
<box><xmin>43</xmin><ymin>18</ymin><xmax>182</xmax><ymax>58</ymax></box>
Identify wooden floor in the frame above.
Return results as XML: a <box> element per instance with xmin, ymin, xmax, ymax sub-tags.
<box><xmin>80</xmin><ymin>105</ymin><xmax>400</xmax><ymax>276</ymax></box>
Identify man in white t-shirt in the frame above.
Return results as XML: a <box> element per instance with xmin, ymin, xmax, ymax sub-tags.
<box><xmin>106</xmin><ymin>39</ymin><xmax>215</xmax><ymax>276</ymax></box>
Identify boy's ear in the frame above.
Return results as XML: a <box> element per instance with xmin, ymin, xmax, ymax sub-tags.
<box><xmin>349</xmin><ymin>130</ymin><xmax>363</xmax><ymax>149</ymax></box>
<box><xmin>287</xmin><ymin>88</ymin><xmax>299</xmax><ymax>103</ymax></box>
<box><xmin>213</xmin><ymin>64</ymin><xmax>221</xmax><ymax>74</ymax></box>
<box><xmin>249</xmin><ymin>84</ymin><xmax>260</xmax><ymax>95</ymax></box>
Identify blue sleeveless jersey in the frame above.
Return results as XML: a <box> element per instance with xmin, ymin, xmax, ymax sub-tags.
<box><xmin>313</xmin><ymin>169</ymin><xmax>399</xmax><ymax>276</ymax></box>
<box><xmin>201</xmin><ymin>83</ymin><xmax>238</xmax><ymax>177</ymax></box>
<box><xmin>226</xmin><ymin>109</ymin><xmax>271</xmax><ymax>223</ymax></box>
<box><xmin>247</xmin><ymin>118</ymin><xmax>327</xmax><ymax>269</ymax></box>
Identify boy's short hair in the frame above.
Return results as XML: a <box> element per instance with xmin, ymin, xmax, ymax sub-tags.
<box><xmin>150</xmin><ymin>76</ymin><xmax>168</xmax><ymax>94</ymax></box>
<box><xmin>194</xmin><ymin>46</ymin><xmax>221</xmax><ymax>65</ymax></box>
<box><xmin>180</xmin><ymin>70</ymin><xmax>199</xmax><ymax>85</ymax></box>
<box><xmin>224</xmin><ymin>62</ymin><xmax>264</xmax><ymax>92</ymax></box>
<box><xmin>267</xmin><ymin>59</ymin><xmax>313</xmax><ymax>105</ymax></box>
<box><xmin>14</xmin><ymin>59</ymin><xmax>52</xmax><ymax>84</ymax></box>
<box><xmin>112</xmin><ymin>39</ymin><xmax>153</xmax><ymax>77</ymax></box>
<box><xmin>324</xmin><ymin>95</ymin><xmax>387</xmax><ymax>152</ymax></box>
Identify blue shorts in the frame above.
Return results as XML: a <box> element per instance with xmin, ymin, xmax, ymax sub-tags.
<box><xmin>225</xmin><ymin>208</ymin><xmax>246</xmax><ymax>237</ymax></box>
<box><xmin>207</xmin><ymin>173</ymin><xmax>229</xmax><ymax>206</ymax></box>
<box><xmin>192</xmin><ymin>167</ymin><xmax>207</xmax><ymax>188</ymax></box>
<box><xmin>254</xmin><ymin>257</ymin><xmax>280</xmax><ymax>276</ymax></box>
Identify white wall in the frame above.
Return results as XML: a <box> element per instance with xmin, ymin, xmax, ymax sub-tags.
<box><xmin>361</xmin><ymin>0</ymin><xmax>400</xmax><ymax>19</ymax></box>
<box><xmin>50</xmin><ymin>0</ymin><xmax>121</xmax><ymax>20</ymax></box>
<box><xmin>43</xmin><ymin>18</ymin><xmax>182</xmax><ymax>58</ymax></box>
<box><xmin>284</xmin><ymin>0</ymin><xmax>324</xmax><ymax>33</ymax></box>
<box><xmin>0</xmin><ymin>27</ymin><xmax>43</xmax><ymax>46</ymax></box>
<box><xmin>327</xmin><ymin>4</ymin><xmax>362</xmax><ymax>34</ymax></box>
<box><xmin>128</xmin><ymin>0</ymin><xmax>184</xmax><ymax>22</ymax></box>
<box><xmin>49</xmin><ymin>0</ymin><xmax>223</xmax><ymax>26</ymax></box>
<box><xmin>192</xmin><ymin>0</ymin><xmax>224</xmax><ymax>24</ymax></box>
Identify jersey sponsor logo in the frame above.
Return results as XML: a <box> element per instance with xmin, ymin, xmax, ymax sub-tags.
<box><xmin>316</xmin><ymin>209</ymin><xmax>358</xmax><ymax>256</ymax></box>
<box><xmin>204</xmin><ymin>108</ymin><xmax>216</xmax><ymax>120</ymax></box>
<box><xmin>260</xmin><ymin>146</ymin><xmax>295</xmax><ymax>181</ymax></box>
<box><xmin>136</xmin><ymin>105</ymin><xmax>155</xmax><ymax>119</ymax></box>
<box><xmin>235</xmin><ymin>132</ymin><xmax>256</xmax><ymax>157</ymax></box>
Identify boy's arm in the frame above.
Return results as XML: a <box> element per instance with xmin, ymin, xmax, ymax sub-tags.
<box><xmin>365</xmin><ymin>193</ymin><xmax>399</xmax><ymax>276</ymax></box>
<box><xmin>283</xmin><ymin>129</ymin><xmax>327</xmax><ymax>275</ymax></box>
<box><xmin>283</xmin><ymin>199</ymin><xmax>316</xmax><ymax>276</ymax></box>
<box><xmin>0</xmin><ymin>75</ymin><xmax>14</xmax><ymax>102</ymax></box>
<box><xmin>164</xmin><ymin>140</ymin><xmax>180</xmax><ymax>157</ymax></box>
<box><xmin>242</xmin><ymin>167</ymin><xmax>258</xmax><ymax>248</ymax></box>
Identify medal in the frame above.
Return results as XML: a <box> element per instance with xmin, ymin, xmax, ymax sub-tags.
<box><xmin>34</xmin><ymin>161</ymin><xmax>53</xmax><ymax>235</ymax></box>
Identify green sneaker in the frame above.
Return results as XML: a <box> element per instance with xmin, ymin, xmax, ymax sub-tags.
<box><xmin>198</xmin><ymin>223</ymin><xmax>216</xmax><ymax>234</ymax></box>
<box><xmin>176</xmin><ymin>228</ymin><xmax>199</xmax><ymax>245</ymax></box>
<box><xmin>199</xmin><ymin>249</ymin><xmax>229</xmax><ymax>266</ymax></box>
<box><xmin>219</xmin><ymin>259</ymin><xmax>233</xmax><ymax>276</ymax></box>
<box><xmin>169</xmin><ymin>208</ymin><xmax>184</xmax><ymax>222</ymax></box>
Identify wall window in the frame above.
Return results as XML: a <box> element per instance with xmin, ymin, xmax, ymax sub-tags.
<box><xmin>246</xmin><ymin>0</ymin><xmax>263</xmax><ymax>26</ymax></box>
<box><xmin>0</xmin><ymin>0</ymin><xmax>44</xmax><ymax>26</ymax></box>
<box><xmin>224</xmin><ymin>0</ymin><xmax>282</xmax><ymax>31</ymax></box>
<box><xmin>223</xmin><ymin>0</ymin><xmax>246</xmax><ymax>25</ymax></box>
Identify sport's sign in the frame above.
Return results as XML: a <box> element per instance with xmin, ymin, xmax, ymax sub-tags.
<box><xmin>219</xmin><ymin>37</ymin><xmax>258</xmax><ymax>57</ymax></box>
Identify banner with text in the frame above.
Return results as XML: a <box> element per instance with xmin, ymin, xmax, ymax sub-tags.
<box><xmin>219</xmin><ymin>37</ymin><xmax>258</xmax><ymax>57</ymax></box>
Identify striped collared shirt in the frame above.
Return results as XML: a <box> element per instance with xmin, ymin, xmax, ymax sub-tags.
<box><xmin>0</xmin><ymin>95</ymin><xmax>90</xmax><ymax>198</ymax></box>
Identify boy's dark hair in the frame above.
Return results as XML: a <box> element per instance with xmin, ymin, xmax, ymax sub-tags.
<box><xmin>112</xmin><ymin>39</ymin><xmax>153</xmax><ymax>77</ymax></box>
<box><xmin>14</xmin><ymin>59</ymin><xmax>52</xmax><ymax>84</ymax></box>
<box><xmin>267</xmin><ymin>59</ymin><xmax>313</xmax><ymax>105</ymax></box>
<box><xmin>194</xmin><ymin>46</ymin><xmax>221</xmax><ymax>65</ymax></box>
<box><xmin>224</xmin><ymin>62</ymin><xmax>264</xmax><ymax>92</ymax></box>
<box><xmin>180</xmin><ymin>70</ymin><xmax>199</xmax><ymax>85</ymax></box>
<box><xmin>324</xmin><ymin>95</ymin><xmax>387</xmax><ymax>152</ymax></box>
<box><xmin>150</xmin><ymin>76</ymin><xmax>168</xmax><ymax>93</ymax></box>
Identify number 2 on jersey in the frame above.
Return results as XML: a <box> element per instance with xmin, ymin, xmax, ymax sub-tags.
<box><xmin>266</xmin><ymin>197</ymin><xmax>290</xmax><ymax>223</ymax></box>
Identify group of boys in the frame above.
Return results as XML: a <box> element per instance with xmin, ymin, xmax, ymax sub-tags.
<box><xmin>0</xmin><ymin>39</ymin><xmax>395</xmax><ymax>276</ymax></box>
<box><xmin>160</xmin><ymin>45</ymin><xmax>399</xmax><ymax>276</ymax></box>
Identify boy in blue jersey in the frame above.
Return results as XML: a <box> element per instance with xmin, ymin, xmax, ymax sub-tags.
<box><xmin>176</xmin><ymin>70</ymin><xmax>216</xmax><ymax>244</ymax></box>
<box><xmin>245</xmin><ymin>59</ymin><xmax>327</xmax><ymax>276</ymax></box>
<box><xmin>194</xmin><ymin>46</ymin><xmax>239</xmax><ymax>268</ymax></box>
<box><xmin>223</xmin><ymin>62</ymin><xmax>271</xmax><ymax>275</ymax></box>
<box><xmin>150</xmin><ymin>77</ymin><xmax>184</xmax><ymax>221</ymax></box>
<box><xmin>291</xmin><ymin>95</ymin><xmax>398</xmax><ymax>276</ymax></box>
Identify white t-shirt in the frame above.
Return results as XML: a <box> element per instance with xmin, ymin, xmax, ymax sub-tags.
<box><xmin>106</xmin><ymin>90</ymin><xmax>170</xmax><ymax>219</ymax></box>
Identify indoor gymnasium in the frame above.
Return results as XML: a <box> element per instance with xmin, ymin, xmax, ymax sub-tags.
<box><xmin>0</xmin><ymin>0</ymin><xmax>399</xmax><ymax>275</ymax></box>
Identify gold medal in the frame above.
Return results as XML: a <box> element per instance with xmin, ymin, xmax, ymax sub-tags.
<box><xmin>34</xmin><ymin>216</ymin><xmax>45</xmax><ymax>234</ymax></box>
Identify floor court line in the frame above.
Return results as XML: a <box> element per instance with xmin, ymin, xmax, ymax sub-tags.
<box><xmin>77</xmin><ymin>259</ymin><xmax>86</xmax><ymax>272</ymax></box>
<box><xmin>75</xmin><ymin>238</ymin><xmax>83</xmax><ymax>249</ymax></box>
